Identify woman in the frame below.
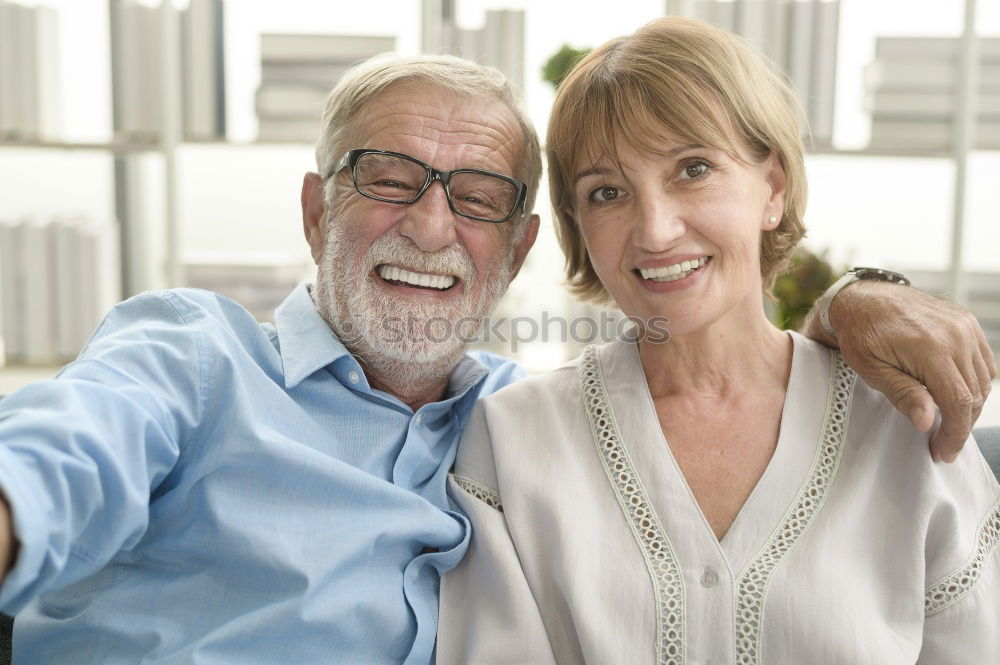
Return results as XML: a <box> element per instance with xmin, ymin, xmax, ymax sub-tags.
<box><xmin>437</xmin><ymin>17</ymin><xmax>1000</xmax><ymax>665</ymax></box>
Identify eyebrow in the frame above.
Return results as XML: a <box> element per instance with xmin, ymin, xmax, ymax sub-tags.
<box><xmin>572</xmin><ymin>143</ymin><xmax>704</xmax><ymax>183</ymax></box>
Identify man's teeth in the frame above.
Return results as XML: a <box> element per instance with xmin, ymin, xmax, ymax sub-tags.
<box><xmin>378</xmin><ymin>265</ymin><xmax>456</xmax><ymax>290</ymax></box>
<box><xmin>639</xmin><ymin>256</ymin><xmax>708</xmax><ymax>282</ymax></box>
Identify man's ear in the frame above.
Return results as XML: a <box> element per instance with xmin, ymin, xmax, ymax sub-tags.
<box><xmin>301</xmin><ymin>172</ymin><xmax>328</xmax><ymax>265</ymax></box>
<box><xmin>509</xmin><ymin>214</ymin><xmax>540</xmax><ymax>282</ymax></box>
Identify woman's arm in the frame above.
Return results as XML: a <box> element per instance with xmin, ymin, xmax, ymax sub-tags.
<box><xmin>437</xmin><ymin>476</ymin><xmax>558</xmax><ymax>665</ymax></box>
<box><xmin>437</xmin><ymin>401</ymin><xmax>558</xmax><ymax>665</ymax></box>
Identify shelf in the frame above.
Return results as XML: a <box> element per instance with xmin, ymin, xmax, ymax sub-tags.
<box><xmin>808</xmin><ymin>146</ymin><xmax>955</xmax><ymax>159</ymax></box>
<box><xmin>0</xmin><ymin>138</ymin><xmax>317</xmax><ymax>153</ymax></box>
<box><xmin>0</xmin><ymin>139</ymin><xmax>161</xmax><ymax>154</ymax></box>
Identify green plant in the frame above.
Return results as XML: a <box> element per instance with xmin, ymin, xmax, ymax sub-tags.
<box><xmin>771</xmin><ymin>248</ymin><xmax>841</xmax><ymax>331</ymax></box>
<box><xmin>541</xmin><ymin>44</ymin><xmax>591</xmax><ymax>89</ymax></box>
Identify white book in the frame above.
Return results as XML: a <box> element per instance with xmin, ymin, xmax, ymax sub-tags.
<box><xmin>12</xmin><ymin>2</ymin><xmax>37</xmax><ymax>140</ymax></box>
<box><xmin>481</xmin><ymin>11</ymin><xmax>503</xmax><ymax>74</ymax></box>
<box><xmin>140</xmin><ymin>2</ymin><xmax>163</xmax><ymax>139</ymax></box>
<box><xmin>183</xmin><ymin>0</ymin><xmax>225</xmax><ymax>140</ymax></box>
<box><xmin>0</xmin><ymin>2</ymin><xmax>20</xmax><ymax>138</ymax></box>
<box><xmin>785</xmin><ymin>0</ymin><xmax>815</xmax><ymax>116</ymax></box>
<box><xmin>21</xmin><ymin>217</ymin><xmax>56</xmax><ymax>365</ymax></box>
<box><xmin>260</xmin><ymin>33</ymin><xmax>395</xmax><ymax>64</ymax></box>
<box><xmin>809</xmin><ymin>0</ymin><xmax>839</xmax><ymax>146</ymax></box>
<box><xmin>713</xmin><ymin>0</ymin><xmax>737</xmax><ymax>33</ymax></box>
<box><xmin>115</xmin><ymin>1</ymin><xmax>161</xmax><ymax>141</ymax></box>
<box><xmin>869</xmin><ymin>118</ymin><xmax>1000</xmax><ymax>150</ymax></box>
<box><xmin>864</xmin><ymin>61</ymin><xmax>1000</xmax><ymax>91</ymax></box>
<box><xmin>114</xmin><ymin>1</ymin><xmax>145</xmax><ymax>139</ymax></box>
<box><xmin>867</xmin><ymin>91</ymin><xmax>1000</xmax><ymax>117</ymax></box>
<box><xmin>76</xmin><ymin>220</ymin><xmax>120</xmax><ymax>350</ymax></box>
<box><xmin>33</xmin><ymin>4</ymin><xmax>60</xmax><ymax>140</ymax></box>
<box><xmin>693</xmin><ymin>0</ymin><xmax>735</xmax><ymax>33</ymax></box>
<box><xmin>481</xmin><ymin>9</ymin><xmax>524</xmax><ymax>88</ymax></box>
<box><xmin>0</xmin><ymin>217</ymin><xmax>25</xmax><ymax>364</ymax></box>
<box><xmin>461</xmin><ymin>26</ymin><xmax>481</xmax><ymax>64</ymax></box>
<box><xmin>255</xmin><ymin>83</ymin><xmax>328</xmax><ymax>118</ymax></box>
<box><xmin>762</xmin><ymin>0</ymin><xmax>792</xmax><ymax>72</ymax></box>
<box><xmin>51</xmin><ymin>216</ymin><xmax>83</xmax><ymax>360</ymax></box>
<box><xmin>737</xmin><ymin>0</ymin><xmax>768</xmax><ymax>56</ymax></box>
<box><xmin>256</xmin><ymin>117</ymin><xmax>321</xmax><ymax>143</ymax></box>
<box><xmin>260</xmin><ymin>61</ymin><xmax>353</xmax><ymax>87</ymax></box>
<box><xmin>876</xmin><ymin>37</ymin><xmax>1000</xmax><ymax>61</ymax></box>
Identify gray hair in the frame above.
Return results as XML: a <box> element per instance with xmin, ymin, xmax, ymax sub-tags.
<box><xmin>316</xmin><ymin>53</ymin><xmax>541</xmax><ymax>225</ymax></box>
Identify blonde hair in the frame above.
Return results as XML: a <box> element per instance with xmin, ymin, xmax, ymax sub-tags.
<box><xmin>547</xmin><ymin>17</ymin><xmax>808</xmax><ymax>305</ymax></box>
<box><xmin>316</xmin><ymin>54</ymin><xmax>542</xmax><ymax>224</ymax></box>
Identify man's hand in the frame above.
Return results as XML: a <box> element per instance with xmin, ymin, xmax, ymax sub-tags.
<box><xmin>803</xmin><ymin>280</ymin><xmax>998</xmax><ymax>462</ymax></box>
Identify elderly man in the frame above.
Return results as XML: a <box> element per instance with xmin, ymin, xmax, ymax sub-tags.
<box><xmin>0</xmin><ymin>54</ymin><xmax>992</xmax><ymax>664</ymax></box>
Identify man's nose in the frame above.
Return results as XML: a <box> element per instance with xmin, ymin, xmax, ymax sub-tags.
<box><xmin>398</xmin><ymin>182</ymin><xmax>460</xmax><ymax>253</ymax></box>
<box><xmin>632</xmin><ymin>196</ymin><xmax>686</xmax><ymax>252</ymax></box>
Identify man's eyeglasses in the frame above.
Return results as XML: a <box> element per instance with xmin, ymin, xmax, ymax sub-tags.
<box><xmin>328</xmin><ymin>149</ymin><xmax>527</xmax><ymax>224</ymax></box>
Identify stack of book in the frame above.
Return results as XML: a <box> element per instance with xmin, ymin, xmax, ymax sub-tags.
<box><xmin>688</xmin><ymin>0</ymin><xmax>841</xmax><ymax>148</ymax></box>
<box><xmin>111</xmin><ymin>0</ymin><xmax>226</xmax><ymax>143</ymax></box>
<box><xmin>0</xmin><ymin>0</ymin><xmax>61</xmax><ymax>142</ymax></box>
<box><xmin>183</xmin><ymin>251</ymin><xmax>311</xmax><ymax>323</ymax></box>
<box><xmin>0</xmin><ymin>216</ymin><xmax>120</xmax><ymax>366</ymax></box>
<box><xmin>865</xmin><ymin>37</ymin><xmax>1000</xmax><ymax>151</ymax></box>
<box><xmin>256</xmin><ymin>34</ymin><xmax>395</xmax><ymax>143</ymax></box>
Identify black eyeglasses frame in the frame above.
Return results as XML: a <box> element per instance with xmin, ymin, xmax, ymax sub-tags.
<box><xmin>328</xmin><ymin>148</ymin><xmax>528</xmax><ymax>224</ymax></box>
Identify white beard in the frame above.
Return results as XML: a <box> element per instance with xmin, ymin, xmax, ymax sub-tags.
<box><xmin>313</xmin><ymin>216</ymin><xmax>514</xmax><ymax>391</ymax></box>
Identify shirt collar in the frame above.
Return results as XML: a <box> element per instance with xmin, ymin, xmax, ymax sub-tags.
<box><xmin>274</xmin><ymin>283</ymin><xmax>353</xmax><ymax>389</ymax></box>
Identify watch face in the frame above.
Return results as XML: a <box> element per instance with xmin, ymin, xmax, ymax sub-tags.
<box><xmin>853</xmin><ymin>267</ymin><xmax>909</xmax><ymax>285</ymax></box>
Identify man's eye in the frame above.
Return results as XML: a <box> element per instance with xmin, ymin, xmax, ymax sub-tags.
<box><xmin>681</xmin><ymin>161</ymin><xmax>710</xmax><ymax>179</ymax></box>
<box><xmin>588</xmin><ymin>185</ymin><xmax>621</xmax><ymax>204</ymax></box>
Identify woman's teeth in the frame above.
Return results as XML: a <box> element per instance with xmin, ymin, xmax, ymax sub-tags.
<box><xmin>377</xmin><ymin>265</ymin><xmax>456</xmax><ymax>290</ymax></box>
<box><xmin>639</xmin><ymin>256</ymin><xmax>708</xmax><ymax>282</ymax></box>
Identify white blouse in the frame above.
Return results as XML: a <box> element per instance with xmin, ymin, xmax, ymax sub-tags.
<box><xmin>437</xmin><ymin>332</ymin><xmax>1000</xmax><ymax>665</ymax></box>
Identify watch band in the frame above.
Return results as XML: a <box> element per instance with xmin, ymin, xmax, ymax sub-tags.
<box><xmin>817</xmin><ymin>267</ymin><xmax>910</xmax><ymax>339</ymax></box>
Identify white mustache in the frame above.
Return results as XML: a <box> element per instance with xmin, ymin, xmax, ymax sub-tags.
<box><xmin>365</xmin><ymin>232</ymin><xmax>475</xmax><ymax>284</ymax></box>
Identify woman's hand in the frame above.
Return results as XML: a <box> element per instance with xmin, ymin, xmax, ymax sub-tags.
<box><xmin>804</xmin><ymin>279</ymin><xmax>997</xmax><ymax>462</ymax></box>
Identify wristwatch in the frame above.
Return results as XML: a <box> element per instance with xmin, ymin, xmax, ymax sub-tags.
<box><xmin>817</xmin><ymin>267</ymin><xmax>911</xmax><ymax>339</ymax></box>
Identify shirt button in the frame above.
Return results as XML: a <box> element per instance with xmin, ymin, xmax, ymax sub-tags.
<box><xmin>414</xmin><ymin>413</ymin><xmax>424</xmax><ymax>425</ymax></box>
<box><xmin>700</xmin><ymin>566</ymin><xmax>719</xmax><ymax>588</ymax></box>
<box><xmin>348</xmin><ymin>370</ymin><xmax>360</xmax><ymax>385</ymax></box>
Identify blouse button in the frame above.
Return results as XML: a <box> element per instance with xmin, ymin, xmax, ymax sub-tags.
<box><xmin>348</xmin><ymin>370</ymin><xmax>360</xmax><ymax>385</ymax></box>
<box><xmin>415</xmin><ymin>413</ymin><xmax>424</xmax><ymax>425</ymax></box>
<box><xmin>700</xmin><ymin>566</ymin><xmax>719</xmax><ymax>588</ymax></box>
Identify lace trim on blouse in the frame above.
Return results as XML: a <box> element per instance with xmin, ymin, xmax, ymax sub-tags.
<box><xmin>734</xmin><ymin>352</ymin><xmax>855</xmax><ymax>665</ymax></box>
<box><xmin>579</xmin><ymin>345</ymin><xmax>686</xmax><ymax>665</ymax></box>
<box><xmin>451</xmin><ymin>474</ymin><xmax>504</xmax><ymax>512</ymax></box>
<box><xmin>924</xmin><ymin>496</ymin><xmax>1000</xmax><ymax>616</ymax></box>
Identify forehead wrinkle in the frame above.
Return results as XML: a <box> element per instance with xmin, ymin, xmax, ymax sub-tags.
<box><xmin>356</xmin><ymin>95</ymin><xmax>523</xmax><ymax>173</ymax></box>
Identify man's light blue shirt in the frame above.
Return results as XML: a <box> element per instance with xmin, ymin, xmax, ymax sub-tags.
<box><xmin>0</xmin><ymin>283</ymin><xmax>525</xmax><ymax>664</ymax></box>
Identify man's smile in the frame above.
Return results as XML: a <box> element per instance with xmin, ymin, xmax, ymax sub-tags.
<box><xmin>375</xmin><ymin>264</ymin><xmax>460</xmax><ymax>292</ymax></box>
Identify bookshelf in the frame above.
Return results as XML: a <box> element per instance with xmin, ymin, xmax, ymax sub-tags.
<box><xmin>1</xmin><ymin>0</ymin><xmax>996</xmax><ymax>372</ymax></box>
<box><xmin>0</xmin><ymin>0</ymin><xmax>318</xmax><ymax>369</ymax></box>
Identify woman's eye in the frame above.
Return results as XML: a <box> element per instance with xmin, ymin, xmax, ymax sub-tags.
<box><xmin>681</xmin><ymin>161</ymin><xmax>709</xmax><ymax>180</ymax></box>
<box><xmin>588</xmin><ymin>185</ymin><xmax>622</xmax><ymax>204</ymax></box>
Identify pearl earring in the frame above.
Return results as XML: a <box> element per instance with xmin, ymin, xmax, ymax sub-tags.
<box><xmin>768</xmin><ymin>215</ymin><xmax>778</xmax><ymax>226</ymax></box>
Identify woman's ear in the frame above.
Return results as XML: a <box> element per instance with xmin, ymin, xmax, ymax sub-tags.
<box><xmin>764</xmin><ymin>152</ymin><xmax>787</xmax><ymax>226</ymax></box>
